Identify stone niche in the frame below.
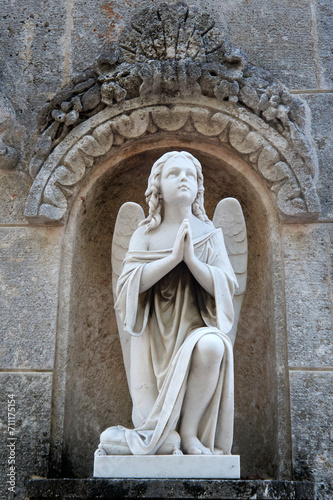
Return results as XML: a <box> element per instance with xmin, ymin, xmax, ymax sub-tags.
<box><xmin>59</xmin><ymin>134</ymin><xmax>287</xmax><ymax>480</ymax></box>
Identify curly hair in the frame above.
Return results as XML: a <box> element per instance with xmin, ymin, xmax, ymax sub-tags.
<box><xmin>140</xmin><ymin>151</ymin><xmax>210</xmax><ymax>233</ymax></box>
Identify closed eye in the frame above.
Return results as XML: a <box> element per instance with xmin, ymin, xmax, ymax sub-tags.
<box><xmin>166</xmin><ymin>168</ymin><xmax>178</xmax><ymax>177</ymax></box>
<box><xmin>186</xmin><ymin>171</ymin><xmax>196</xmax><ymax>179</ymax></box>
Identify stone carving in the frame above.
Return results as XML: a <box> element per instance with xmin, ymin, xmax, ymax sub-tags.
<box><xmin>0</xmin><ymin>94</ymin><xmax>20</xmax><ymax>171</ymax></box>
<box><xmin>95</xmin><ymin>151</ymin><xmax>247</xmax><ymax>457</ymax></box>
<box><xmin>25</xmin><ymin>2</ymin><xmax>320</xmax><ymax>224</ymax></box>
<box><xmin>24</xmin><ymin>102</ymin><xmax>320</xmax><ymax>223</ymax></box>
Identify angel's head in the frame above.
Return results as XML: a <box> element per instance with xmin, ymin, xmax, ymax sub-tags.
<box><xmin>140</xmin><ymin>151</ymin><xmax>210</xmax><ymax>233</ymax></box>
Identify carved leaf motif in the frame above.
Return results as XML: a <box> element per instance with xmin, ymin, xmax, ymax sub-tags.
<box><xmin>93</xmin><ymin>122</ymin><xmax>114</xmax><ymax>150</ymax></box>
<box><xmin>258</xmin><ymin>145</ymin><xmax>280</xmax><ymax>172</ymax></box>
<box><xmin>112</xmin><ymin>110</ymin><xmax>149</xmax><ymax>138</ymax></box>
<box><xmin>39</xmin><ymin>203</ymin><xmax>67</xmax><ymax>221</ymax></box>
<box><xmin>187</xmin><ymin>32</ymin><xmax>206</xmax><ymax>62</ymax></box>
<box><xmin>287</xmin><ymin>197</ymin><xmax>307</xmax><ymax>212</ymax></box>
<box><xmin>63</xmin><ymin>144</ymin><xmax>93</xmax><ymax>182</ymax></box>
<box><xmin>192</xmin><ymin>109</ymin><xmax>230</xmax><ymax>136</ymax></box>
<box><xmin>263</xmin><ymin>161</ymin><xmax>290</xmax><ymax>183</ymax></box>
<box><xmin>77</xmin><ymin>136</ymin><xmax>103</xmax><ymax>157</ymax></box>
<box><xmin>52</xmin><ymin>165</ymin><xmax>83</xmax><ymax>187</ymax></box>
<box><xmin>277</xmin><ymin>178</ymin><xmax>302</xmax><ymax>208</ymax></box>
<box><xmin>239</xmin><ymin>84</ymin><xmax>260</xmax><ymax>110</ymax></box>
<box><xmin>76</xmin><ymin>123</ymin><xmax>114</xmax><ymax>157</ymax></box>
<box><xmin>40</xmin><ymin>175</ymin><xmax>68</xmax><ymax>221</ymax></box>
<box><xmin>43</xmin><ymin>177</ymin><xmax>67</xmax><ymax>208</ymax></box>
<box><xmin>151</xmin><ymin>106</ymin><xmax>189</xmax><ymax>131</ymax></box>
<box><xmin>81</xmin><ymin>84</ymin><xmax>101</xmax><ymax>112</ymax></box>
<box><xmin>229</xmin><ymin>122</ymin><xmax>264</xmax><ymax>154</ymax></box>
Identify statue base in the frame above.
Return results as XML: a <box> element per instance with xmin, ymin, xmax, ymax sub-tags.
<box><xmin>93</xmin><ymin>455</ymin><xmax>240</xmax><ymax>479</ymax></box>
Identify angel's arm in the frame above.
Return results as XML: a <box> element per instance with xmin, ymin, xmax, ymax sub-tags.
<box><xmin>183</xmin><ymin>222</ymin><xmax>215</xmax><ymax>296</ymax></box>
<box><xmin>186</xmin><ymin>256</ymin><xmax>215</xmax><ymax>296</ymax></box>
<box><xmin>129</xmin><ymin>222</ymin><xmax>188</xmax><ymax>294</ymax></box>
<box><xmin>184</xmin><ymin>222</ymin><xmax>237</xmax><ymax>297</ymax></box>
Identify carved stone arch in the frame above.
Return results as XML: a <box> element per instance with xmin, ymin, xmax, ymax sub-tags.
<box><xmin>25</xmin><ymin>96</ymin><xmax>319</xmax><ymax>224</ymax></box>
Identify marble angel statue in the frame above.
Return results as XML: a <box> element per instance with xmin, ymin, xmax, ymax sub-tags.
<box><xmin>96</xmin><ymin>151</ymin><xmax>247</xmax><ymax>457</ymax></box>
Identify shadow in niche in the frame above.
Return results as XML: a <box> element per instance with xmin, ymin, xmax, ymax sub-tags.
<box><xmin>62</xmin><ymin>146</ymin><xmax>279</xmax><ymax>479</ymax></box>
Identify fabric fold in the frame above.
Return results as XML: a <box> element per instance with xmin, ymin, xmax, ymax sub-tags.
<box><xmin>114</xmin><ymin>228</ymin><xmax>238</xmax><ymax>454</ymax></box>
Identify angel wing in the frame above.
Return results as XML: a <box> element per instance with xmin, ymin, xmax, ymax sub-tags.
<box><xmin>111</xmin><ymin>202</ymin><xmax>145</xmax><ymax>302</ymax></box>
<box><xmin>213</xmin><ymin>198</ymin><xmax>248</xmax><ymax>346</ymax></box>
<box><xmin>111</xmin><ymin>202</ymin><xmax>145</xmax><ymax>386</ymax></box>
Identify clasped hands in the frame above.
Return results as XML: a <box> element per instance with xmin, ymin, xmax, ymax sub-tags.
<box><xmin>139</xmin><ymin>219</ymin><xmax>213</xmax><ymax>295</ymax></box>
<box><xmin>171</xmin><ymin>219</ymin><xmax>196</xmax><ymax>266</ymax></box>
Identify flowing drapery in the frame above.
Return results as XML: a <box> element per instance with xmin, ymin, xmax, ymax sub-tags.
<box><xmin>114</xmin><ymin>229</ymin><xmax>238</xmax><ymax>455</ymax></box>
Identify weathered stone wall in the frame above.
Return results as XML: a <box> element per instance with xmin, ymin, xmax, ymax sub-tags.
<box><xmin>0</xmin><ymin>1</ymin><xmax>332</xmax><ymax>499</ymax></box>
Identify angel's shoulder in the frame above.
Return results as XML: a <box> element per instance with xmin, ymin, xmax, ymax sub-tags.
<box><xmin>192</xmin><ymin>216</ymin><xmax>215</xmax><ymax>238</ymax></box>
<box><xmin>128</xmin><ymin>224</ymin><xmax>149</xmax><ymax>251</ymax></box>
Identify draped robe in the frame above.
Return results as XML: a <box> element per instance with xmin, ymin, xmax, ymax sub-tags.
<box><xmin>114</xmin><ymin>228</ymin><xmax>238</xmax><ymax>455</ymax></box>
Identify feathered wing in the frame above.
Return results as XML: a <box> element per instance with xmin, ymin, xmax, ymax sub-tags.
<box><xmin>111</xmin><ymin>202</ymin><xmax>145</xmax><ymax>386</ymax></box>
<box><xmin>213</xmin><ymin>198</ymin><xmax>248</xmax><ymax>346</ymax></box>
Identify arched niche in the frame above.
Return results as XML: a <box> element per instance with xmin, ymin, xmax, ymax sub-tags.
<box><xmin>53</xmin><ymin>134</ymin><xmax>290</xmax><ymax>480</ymax></box>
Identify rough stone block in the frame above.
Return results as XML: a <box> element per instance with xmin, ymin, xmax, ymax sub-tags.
<box><xmin>70</xmin><ymin>0</ymin><xmax>124</xmax><ymax>78</ymax></box>
<box><xmin>289</xmin><ymin>371</ymin><xmax>333</xmax><ymax>499</ymax></box>
<box><xmin>0</xmin><ymin>171</ymin><xmax>30</xmax><ymax>224</ymax></box>
<box><xmin>0</xmin><ymin>373</ymin><xmax>52</xmax><ymax>500</ymax></box>
<box><xmin>315</xmin><ymin>0</ymin><xmax>333</xmax><ymax>89</ymax></box>
<box><xmin>0</xmin><ymin>0</ymin><xmax>66</xmax><ymax>169</ymax></box>
<box><xmin>208</xmin><ymin>0</ymin><xmax>317</xmax><ymax>89</ymax></box>
<box><xmin>283</xmin><ymin>224</ymin><xmax>333</xmax><ymax>367</ymax></box>
<box><xmin>0</xmin><ymin>227</ymin><xmax>62</xmax><ymax>369</ymax></box>
<box><xmin>302</xmin><ymin>93</ymin><xmax>333</xmax><ymax>220</ymax></box>
<box><xmin>26</xmin><ymin>478</ymin><xmax>315</xmax><ymax>500</ymax></box>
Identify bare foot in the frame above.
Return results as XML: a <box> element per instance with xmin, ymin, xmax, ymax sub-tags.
<box><xmin>181</xmin><ymin>435</ymin><xmax>212</xmax><ymax>455</ymax></box>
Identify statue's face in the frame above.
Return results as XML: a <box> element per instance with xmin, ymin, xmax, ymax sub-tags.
<box><xmin>159</xmin><ymin>156</ymin><xmax>198</xmax><ymax>207</ymax></box>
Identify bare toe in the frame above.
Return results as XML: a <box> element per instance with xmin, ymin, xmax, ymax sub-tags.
<box><xmin>188</xmin><ymin>446</ymin><xmax>202</xmax><ymax>455</ymax></box>
<box><xmin>181</xmin><ymin>435</ymin><xmax>212</xmax><ymax>455</ymax></box>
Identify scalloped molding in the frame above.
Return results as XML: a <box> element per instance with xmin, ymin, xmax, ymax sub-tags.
<box><xmin>25</xmin><ymin>97</ymin><xmax>320</xmax><ymax>223</ymax></box>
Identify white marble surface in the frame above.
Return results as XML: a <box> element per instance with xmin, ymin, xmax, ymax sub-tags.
<box><xmin>94</xmin><ymin>455</ymin><xmax>240</xmax><ymax>479</ymax></box>
<box><xmin>102</xmin><ymin>152</ymin><xmax>247</xmax><ymax>458</ymax></box>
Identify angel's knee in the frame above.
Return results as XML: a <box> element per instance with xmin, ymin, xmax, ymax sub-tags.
<box><xmin>193</xmin><ymin>334</ymin><xmax>224</xmax><ymax>367</ymax></box>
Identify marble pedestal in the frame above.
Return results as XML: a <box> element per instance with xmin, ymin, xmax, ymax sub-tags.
<box><xmin>93</xmin><ymin>455</ymin><xmax>240</xmax><ymax>479</ymax></box>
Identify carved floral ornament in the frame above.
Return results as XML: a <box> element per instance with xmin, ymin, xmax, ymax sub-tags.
<box><xmin>24</xmin><ymin>2</ymin><xmax>320</xmax><ymax>223</ymax></box>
